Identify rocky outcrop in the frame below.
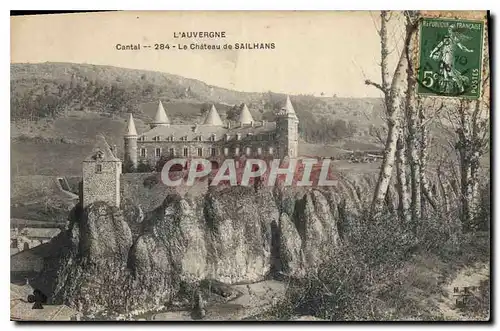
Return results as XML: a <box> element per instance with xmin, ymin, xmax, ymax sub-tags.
<box><xmin>43</xmin><ymin>180</ymin><xmax>374</xmax><ymax>315</ymax></box>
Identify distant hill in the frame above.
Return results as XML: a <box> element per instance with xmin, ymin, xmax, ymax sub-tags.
<box><xmin>11</xmin><ymin>62</ymin><xmax>385</xmax><ymax>176</ymax></box>
<box><xmin>11</xmin><ymin>62</ymin><xmax>385</xmax><ymax>141</ymax></box>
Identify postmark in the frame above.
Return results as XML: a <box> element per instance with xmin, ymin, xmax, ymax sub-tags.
<box><xmin>417</xmin><ymin>18</ymin><xmax>484</xmax><ymax>98</ymax></box>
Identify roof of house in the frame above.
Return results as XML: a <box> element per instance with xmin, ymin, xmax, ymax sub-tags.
<box><xmin>125</xmin><ymin>113</ymin><xmax>138</xmax><ymax>136</ymax></box>
<box><xmin>203</xmin><ymin>105</ymin><xmax>224</xmax><ymax>126</ymax></box>
<box><xmin>140</xmin><ymin>121</ymin><xmax>277</xmax><ymax>141</ymax></box>
<box><xmin>283</xmin><ymin>95</ymin><xmax>297</xmax><ymax>117</ymax></box>
<box><xmin>152</xmin><ymin>100</ymin><xmax>170</xmax><ymax>125</ymax></box>
<box><xmin>11</xmin><ymin>242</ymin><xmax>58</xmax><ymax>260</ymax></box>
<box><xmin>19</xmin><ymin>228</ymin><xmax>61</xmax><ymax>239</ymax></box>
<box><xmin>84</xmin><ymin>135</ymin><xmax>120</xmax><ymax>162</ymax></box>
<box><xmin>238</xmin><ymin>104</ymin><xmax>254</xmax><ymax>124</ymax></box>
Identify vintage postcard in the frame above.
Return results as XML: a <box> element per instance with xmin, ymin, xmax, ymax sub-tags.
<box><xmin>10</xmin><ymin>10</ymin><xmax>490</xmax><ymax>321</ymax></box>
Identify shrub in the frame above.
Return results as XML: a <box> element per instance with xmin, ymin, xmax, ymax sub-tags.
<box><xmin>269</xmin><ymin>206</ymin><xmax>489</xmax><ymax>321</ymax></box>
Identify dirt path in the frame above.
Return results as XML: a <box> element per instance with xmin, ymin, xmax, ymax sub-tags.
<box><xmin>151</xmin><ymin>280</ymin><xmax>286</xmax><ymax>321</ymax></box>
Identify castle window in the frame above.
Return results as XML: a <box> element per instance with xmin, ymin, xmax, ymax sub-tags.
<box><xmin>210</xmin><ymin>134</ymin><xmax>216</xmax><ymax>142</ymax></box>
<box><xmin>197</xmin><ymin>148</ymin><xmax>203</xmax><ymax>157</ymax></box>
<box><xmin>236</xmin><ymin>133</ymin><xmax>241</xmax><ymax>141</ymax></box>
<box><xmin>140</xmin><ymin>148</ymin><xmax>146</xmax><ymax>157</ymax></box>
<box><xmin>246</xmin><ymin>147</ymin><xmax>251</xmax><ymax>156</ymax></box>
<box><xmin>155</xmin><ymin>148</ymin><xmax>161</xmax><ymax>158</ymax></box>
<box><xmin>181</xmin><ymin>136</ymin><xmax>187</xmax><ymax>141</ymax></box>
<box><xmin>268</xmin><ymin>147</ymin><xmax>274</xmax><ymax>155</ymax></box>
<box><xmin>183</xmin><ymin>147</ymin><xmax>189</xmax><ymax>157</ymax></box>
<box><xmin>139</xmin><ymin>136</ymin><xmax>145</xmax><ymax>141</ymax></box>
<box><xmin>168</xmin><ymin>135</ymin><xmax>175</xmax><ymax>142</ymax></box>
<box><xmin>95</xmin><ymin>164</ymin><xmax>102</xmax><ymax>173</ymax></box>
<box><xmin>153</xmin><ymin>136</ymin><xmax>161</xmax><ymax>142</ymax></box>
<box><xmin>196</xmin><ymin>135</ymin><xmax>203</xmax><ymax>141</ymax></box>
<box><xmin>234</xmin><ymin>147</ymin><xmax>240</xmax><ymax>155</ymax></box>
<box><xmin>223</xmin><ymin>147</ymin><xmax>229</xmax><ymax>156</ymax></box>
<box><xmin>224</xmin><ymin>134</ymin><xmax>230</xmax><ymax>141</ymax></box>
<box><xmin>257</xmin><ymin>147</ymin><xmax>262</xmax><ymax>155</ymax></box>
<box><xmin>169</xmin><ymin>148</ymin><xmax>175</xmax><ymax>156</ymax></box>
<box><xmin>210</xmin><ymin>148</ymin><xmax>217</xmax><ymax>156</ymax></box>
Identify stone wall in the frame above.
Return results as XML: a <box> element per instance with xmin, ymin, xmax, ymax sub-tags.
<box><xmin>137</xmin><ymin>141</ymin><xmax>279</xmax><ymax>165</ymax></box>
<box><xmin>82</xmin><ymin>160</ymin><xmax>121</xmax><ymax>208</ymax></box>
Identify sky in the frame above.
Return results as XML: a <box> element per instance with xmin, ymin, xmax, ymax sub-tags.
<box><xmin>11</xmin><ymin>11</ymin><xmax>406</xmax><ymax>98</ymax></box>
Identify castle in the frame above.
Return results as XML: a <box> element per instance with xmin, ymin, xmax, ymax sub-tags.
<box><xmin>82</xmin><ymin>96</ymin><xmax>300</xmax><ymax>208</ymax></box>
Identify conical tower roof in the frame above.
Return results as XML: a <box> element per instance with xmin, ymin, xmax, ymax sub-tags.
<box><xmin>84</xmin><ymin>135</ymin><xmax>120</xmax><ymax>162</ymax></box>
<box><xmin>203</xmin><ymin>104</ymin><xmax>223</xmax><ymax>126</ymax></box>
<box><xmin>125</xmin><ymin>113</ymin><xmax>138</xmax><ymax>136</ymax></box>
<box><xmin>152</xmin><ymin>100</ymin><xmax>170</xmax><ymax>125</ymax></box>
<box><xmin>282</xmin><ymin>95</ymin><xmax>297</xmax><ymax>118</ymax></box>
<box><xmin>238</xmin><ymin>103</ymin><xmax>254</xmax><ymax>125</ymax></box>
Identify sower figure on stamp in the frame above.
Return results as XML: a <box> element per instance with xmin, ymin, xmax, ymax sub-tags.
<box><xmin>429</xmin><ymin>24</ymin><xmax>474</xmax><ymax>94</ymax></box>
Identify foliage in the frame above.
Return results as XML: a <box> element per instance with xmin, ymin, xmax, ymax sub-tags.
<box><xmin>269</xmin><ymin>202</ymin><xmax>490</xmax><ymax>321</ymax></box>
<box><xmin>136</xmin><ymin>160</ymin><xmax>155</xmax><ymax>173</ymax></box>
<box><xmin>199</xmin><ymin>103</ymin><xmax>212</xmax><ymax>116</ymax></box>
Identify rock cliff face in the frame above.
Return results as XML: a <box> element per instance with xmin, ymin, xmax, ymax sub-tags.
<box><xmin>45</xmin><ymin>182</ymin><xmax>364</xmax><ymax>315</ymax></box>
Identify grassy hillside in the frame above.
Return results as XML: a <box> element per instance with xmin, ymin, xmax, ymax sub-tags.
<box><xmin>11</xmin><ymin>62</ymin><xmax>385</xmax><ymax>176</ymax></box>
<box><xmin>11</xmin><ymin>62</ymin><xmax>385</xmax><ymax>139</ymax></box>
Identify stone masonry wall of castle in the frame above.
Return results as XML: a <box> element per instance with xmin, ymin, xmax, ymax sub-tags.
<box><xmin>82</xmin><ymin>160</ymin><xmax>121</xmax><ymax>208</ymax></box>
<box><xmin>123</xmin><ymin>99</ymin><xmax>300</xmax><ymax>170</ymax></box>
<box><xmin>82</xmin><ymin>97</ymin><xmax>299</xmax><ymax>210</ymax></box>
<box><xmin>135</xmin><ymin>133</ymin><xmax>280</xmax><ymax>166</ymax></box>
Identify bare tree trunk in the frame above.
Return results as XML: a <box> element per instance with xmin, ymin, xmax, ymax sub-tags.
<box><xmin>419</xmin><ymin>108</ymin><xmax>437</xmax><ymax>211</ymax></box>
<box><xmin>379</xmin><ymin>11</ymin><xmax>391</xmax><ymax>106</ymax></box>
<box><xmin>370</xmin><ymin>11</ymin><xmax>418</xmax><ymax>218</ymax></box>
<box><xmin>371</xmin><ymin>52</ymin><xmax>407</xmax><ymax>217</ymax></box>
<box><xmin>437</xmin><ymin>166</ymin><xmax>450</xmax><ymax>214</ymax></box>
<box><xmin>457</xmin><ymin>100</ymin><xmax>474</xmax><ymax>230</ymax></box>
<box><xmin>396</xmin><ymin>120</ymin><xmax>410</xmax><ymax>223</ymax></box>
<box><xmin>406</xmin><ymin>40</ymin><xmax>421</xmax><ymax>224</ymax></box>
<box><xmin>385</xmin><ymin>181</ymin><xmax>396</xmax><ymax>215</ymax></box>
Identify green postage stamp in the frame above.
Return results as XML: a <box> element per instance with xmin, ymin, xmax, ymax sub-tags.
<box><xmin>418</xmin><ymin>18</ymin><xmax>484</xmax><ymax>98</ymax></box>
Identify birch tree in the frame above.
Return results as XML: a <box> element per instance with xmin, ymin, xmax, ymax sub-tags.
<box><xmin>395</xmin><ymin>112</ymin><xmax>410</xmax><ymax>222</ymax></box>
<box><xmin>441</xmin><ymin>27</ymin><xmax>490</xmax><ymax>231</ymax></box>
<box><xmin>402</xmin><ymin>11</ymin><xmax>423</xmax><ymax>224</ymax></box>
<box><xmin>366</xmin><ymin>11</ymin><xmax>419</xmax><ymax>218</ymax></box>
<box><xmin>417</xmin><ymin>97</ymin><xmax>444</xmax><ymax>213</ymax></box>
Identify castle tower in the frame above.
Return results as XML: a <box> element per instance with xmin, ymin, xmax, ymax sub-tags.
<box><xmin>238</xmin><ymin>103</ymin><xmax>254</xmax><ymax>125</ymax></box>
<box><xmin>276</xmin><ymin>95</ymin><xmax>299</xmax><ymax>158</ymax></box>
<box><xmin>203</xmin><ymin>104</ymin><xmax>223</xmax><ymax>126</ymax></box>
<box><xmin>82</xmin><ymin>135</ymin><xmax>122</xmax><ymax>208</ymax></box>
<box><xmin>124</xmin><ymin>113</ymin><xmax>138</xmax><ymax>171</ymax></box>
<box><xmin>150</xmin><ymin>100</ymin><xmax>170</xmax><ymax>129</ymax></box>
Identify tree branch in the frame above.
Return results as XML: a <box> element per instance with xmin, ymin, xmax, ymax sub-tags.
<box><xmin>364</xmin><ymin>79</ymin><xmax>388</xmax><ymax>95</ymax></box>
